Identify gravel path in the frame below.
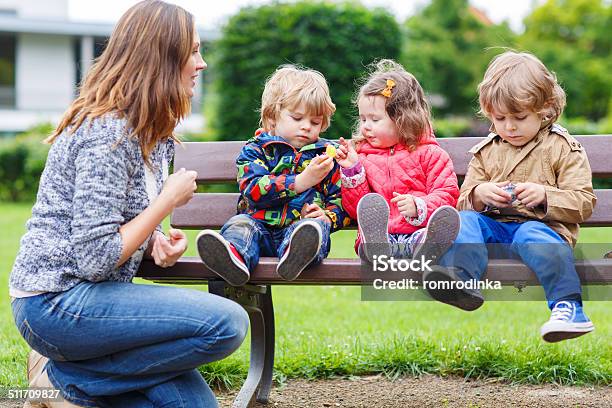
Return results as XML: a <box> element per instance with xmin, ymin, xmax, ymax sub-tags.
<box><xmin>218</xmin><ymin>375</ymin><xmax>611</xmax><ymax>408</ymax></box>
<box><xmin>2</xmin><ymin>375</ymin><xmax>610</xmax><ymax>407</ymax></box>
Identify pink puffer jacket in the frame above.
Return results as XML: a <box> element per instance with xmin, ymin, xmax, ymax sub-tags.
<box><xmin>341</xmin><ymin>135</ymin><xmax>459</xmax><ymax>235</ymax></box>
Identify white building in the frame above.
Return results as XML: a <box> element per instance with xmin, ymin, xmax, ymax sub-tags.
<box><xmin>0</xmin><ymin>0</ymin><xmax>217</xmax><ymax>135</ymax></box>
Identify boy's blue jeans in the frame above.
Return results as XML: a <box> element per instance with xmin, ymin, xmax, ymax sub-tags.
<box><xmin>220</xmin><ymin>214</ymin><xmax>332</xmax><ymax>271</ymax></box>
<box><xmin>11</xmin><ymin>281</ymin><xmax>249</xmax><ymax>407</ymax></box>
<box><xmin>439</xmin><ymin>211</ymin><xmax>582</xmax><ymax>305</ymax></box>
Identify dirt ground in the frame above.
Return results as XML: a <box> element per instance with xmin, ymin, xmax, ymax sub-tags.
<box><xmin>2</xmin><ymin>375</ymin><xmax>610</xmax><ymax>407</ymax></box>
<box><xmin>218</xmin><ymin>375</ymin><xmax>611</xmax><ymax>408</ymax></box>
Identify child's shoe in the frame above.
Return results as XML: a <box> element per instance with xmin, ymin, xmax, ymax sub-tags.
<box><xmin>412</xmin><ymin>205</ymin><xmax>460</xmax><ymax>264</ymax></box>
<box><xmin>357</xmin><ymin>193</ymin><xmax>391</xmax><ymax>263</ymax></box>
<box><xmin>540</xmin><ymin>300</ymin><xmax>594</xmax><ymax>343</ymax></box>
<box><xmin>276</xmin><ymin>220</ymin><xmax>322</xmax><ymax>281</ymax></box>
<box><xmin>196</xmin><ymin>230</ymin><xmax>250</xmax><ymax>286</ymax></box>
<box><xmin>422</xmin><ymin>265</ymin><xmax>484</xmax><ymax>311</ymax></box>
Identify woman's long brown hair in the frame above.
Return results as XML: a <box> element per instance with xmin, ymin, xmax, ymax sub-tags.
<box><xmin>47</xmin><ymin>0</ymin><xmax>194</xmax><ymax>164</ymax></box>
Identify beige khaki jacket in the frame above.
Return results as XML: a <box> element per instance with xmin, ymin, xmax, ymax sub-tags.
<box><xmin>458</xmin><ymin>124</ymin><xmax>596</xmax><ymax>246</ymax></box>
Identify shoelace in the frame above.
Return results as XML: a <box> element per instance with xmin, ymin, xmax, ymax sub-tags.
<box><xmin>550</xmin><ymin>301</ymin><xmax>574</xmax><ymax>321</ymax></box>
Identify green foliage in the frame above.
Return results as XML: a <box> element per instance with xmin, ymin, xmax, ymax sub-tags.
<box><xmin>519</xmin><ymin>0</ymin><xmax>612</xmax><ymax>120</ymax></box>
<box><xmin>212</xmin><ymin>1</ymin><xmax>401</xmax><ymax>141</ymax></box>
<box><xmin>432</xmin><ymin>117</ymin><xmax>473</xmax><ymax>138</ymax></box>
<box><xmin>401</xmin><ymin>0</ymin><xmax>516</xmax><ymax>116</ymax></box>
<box><xmin>0</xmin><ymin>123</ymin><xmax>52</xmax><ymax>202</ymax></box>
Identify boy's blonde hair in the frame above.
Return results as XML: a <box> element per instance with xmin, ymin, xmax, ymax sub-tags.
<box><xmin>354</xmin><ymin>59</ymin><xmax>431</xmax><ymax>149</ymax></box>
<box><xmin>260</xmin><ymin>65</ymin><xmax>336</xmax><ymax>133</ymax></box>
<box><xmin>478</xmin><ymin>51</ymin><xmax>566</xmax><ymax>125</ymax></box>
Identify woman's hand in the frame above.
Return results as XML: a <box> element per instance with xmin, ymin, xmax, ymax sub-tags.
<box><xmin>151</xmin><ymin>229</ymin><xmax>188</xmax><ymax>268</ymax></box>
<box><xmin>335</xmin><ymin>137</ymin><xmax>359</xmax><ymax>169</ymax></box>
<box><xmin>159</xmin><ymin>168</ymin><xmax>198</xmax><ymax>208</ymax></box>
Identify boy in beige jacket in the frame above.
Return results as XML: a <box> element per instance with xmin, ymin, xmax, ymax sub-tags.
<box><xmin>425</xmin><ymin>51</ymin><xmax>597</xmax><ymax>343</ymax></box>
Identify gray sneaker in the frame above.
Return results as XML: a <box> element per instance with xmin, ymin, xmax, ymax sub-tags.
<box><xmin>277</xmin><ymin>220</ymin><xmax>322</xmax><ymax>281</ymax></box>
<box><xmin>357</xmin><ymin>193</ymin><xmax>391</xmax><ymax>263</ymax></box>
<box><xmin>422</xmin><ymin>265</ymin><xmax>484</xmax><ymax>311</ymax></box>
<box><xmin>412</xmin><ymin>205</ymin><xmax>460</xmax><ymax>264</ymax></box>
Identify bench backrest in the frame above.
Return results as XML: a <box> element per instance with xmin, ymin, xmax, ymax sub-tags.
<box><xmin>171</xmin><ymin>136</ymin><xmax>612</xmax><ymax>229</ymax></box>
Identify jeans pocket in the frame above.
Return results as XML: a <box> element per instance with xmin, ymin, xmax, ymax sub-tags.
<box><xmin>18</xmin><ymin>318</ymin><xmax>68</xmax><ymax>362</ymax></box>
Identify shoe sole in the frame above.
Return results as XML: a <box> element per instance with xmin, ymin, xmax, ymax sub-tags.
<box><xmin>196</xmin><ymin>231</ymin><xmax>249</xmax><ymax>287</ymax></box>
<box><xmin>413</xmin><ymin>206</ymin><xmax>460</xmax><ymax>263</ymax></box>
<box><xmin>423</xmin><ymin>269</ymin><xmax>484</xmax><ymax>311</ymax></box>
<box><xmin>277</xmin><ymin>222</ymin><xmax>322</xmax><ymax>281</ymax></box>
<box><xmin>541</xmin><ymin>322</ymin><xmax>594</xmax><ymax>343</ymax></box>
<box><xmin>357</xmin><ymin>193</ymin><xmax>391</xmax><ymax>263</ymax></box>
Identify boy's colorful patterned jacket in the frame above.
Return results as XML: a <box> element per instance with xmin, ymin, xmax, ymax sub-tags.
<box><xmin>236</xmin><ymin>132</ymin><xmax>351</xmax><ymax>232</ymax></box>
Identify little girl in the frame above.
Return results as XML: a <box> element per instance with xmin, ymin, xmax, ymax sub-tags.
<box><xmin>336</xmin><ymin>59</ymin><xmax>460</xmax><ymax>263</ymax></box>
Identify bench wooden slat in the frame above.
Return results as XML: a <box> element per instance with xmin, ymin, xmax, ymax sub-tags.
<box><xmin>138</xmin><ymin>257</ymin><xmax>612</xmax><ymax>285</ymax></box>
<box><xmin>171</xmin><ymin>189</ymin><xmax>612</xmax><ymax>229</ymax></box>
<box><xmin>176</xmin><ymin>135</ymin><xmax>612</xmax><ymax>182</ymax></box>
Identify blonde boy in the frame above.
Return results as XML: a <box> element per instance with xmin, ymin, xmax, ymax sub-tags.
<box><xmin>426</xmin><ymin>51</ymin><xmax>597</xmax><ymax>342</ymax></box>
<box><xmin>197</xmin><ymin>65</ymin><xmax>350</xmax><ymax>286</ymax></box>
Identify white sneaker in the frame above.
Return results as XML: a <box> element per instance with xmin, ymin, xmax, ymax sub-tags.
<box><xmin>541</xmin><ymin>300</ymin><xmax>594</xmax><ymax>343</ymax></box>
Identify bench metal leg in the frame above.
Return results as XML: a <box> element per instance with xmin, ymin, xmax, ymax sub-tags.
<box><xmin>208</xmin><ymin>282</ymin><xmax>275</xmax><ymax>407</ymax></box>
<box><xmin>256</xmin><ymin>286</ymin><xmax>274</xmax><ymax>404</ymax></box>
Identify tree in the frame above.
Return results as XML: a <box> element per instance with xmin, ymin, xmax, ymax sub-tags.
<box><xmin>401</xmin><ymin>0</ymin><xmax>516</xmax><ymax>116</ymax></box>
<box><xmin>211</xmin><ymin>1</ymin><xmax>401</xmax><ymax>141</ymax></box>
<box><xmin>519</xmin><ymin>0</ymin><xmax>611</xmax><ymax>120</ymax></box>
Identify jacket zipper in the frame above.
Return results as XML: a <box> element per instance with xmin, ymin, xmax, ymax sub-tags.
<box><xmin>387</xmin><ymin>145</ymin><xmax>395</xmax><ymax>201</ymax></box>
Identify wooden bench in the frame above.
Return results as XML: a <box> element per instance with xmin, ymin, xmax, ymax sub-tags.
<box><xmin>138</xmin><ymin>135</ymin><xmax>612</xmax><ymax>408</ymax></box>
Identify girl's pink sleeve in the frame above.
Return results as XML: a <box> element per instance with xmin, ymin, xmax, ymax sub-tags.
<box><xmin>340</xmin><ymin>161</ymin><xmax>371</xmax><ymax>220</ymax></box>
<box><xmin>413</xmin><ymin>146</ymin><xmax>460</xmax><ymax>226</ymax></box>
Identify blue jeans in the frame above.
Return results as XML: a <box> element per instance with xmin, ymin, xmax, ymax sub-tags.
<box><xmin>220</xmin><ymin>215</ymin><xmax>331</xmax><ymax>271</ymax></box>
<box><xmin>11</xmin><ymin>281</ymin><xmax>249</xmax><ymax>407</ymax></box>
<box><xmin>439</xmin><ymin>211</ymin><xmax>582</xmax><ymax>304</ymax></box>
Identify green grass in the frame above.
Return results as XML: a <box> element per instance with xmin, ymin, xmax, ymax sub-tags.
<box><xmin>1</xmin><ymin>203</ymin><xmax>611</xmax><ymax>390</ymax></box>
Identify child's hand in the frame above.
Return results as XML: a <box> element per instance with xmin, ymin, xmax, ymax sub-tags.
<box><xmin>151</xmin><ymin>229</ymin><xmax>188</xmax><ymax>268</ymax></box>
<box><xmin>295</xmin><ymin>155</ymin><xmax>334</xmax><ymax>193</ymax></box>
<box><xmin>335</xmin><ymin>137</ymin><xmax>359</xmax><ymax>169</ymax></box>
<box><xmin>391</xmin><ymin>192</ymin><xmax>417</xmax><ymax>218</ymax></box>
<box><xmin>515</xmin><ymin>182</ymin><xmax>547</xmax><ymax>208</ymax></box>
<box><xmin>301</xmin><ymin>203</ymin><xmax>331</xmax><ymax>224</ymax></box>
<box><xmin>473</xmin><ymin>182</ymin><xmax>513</xmax><ymax>211</ymax></box>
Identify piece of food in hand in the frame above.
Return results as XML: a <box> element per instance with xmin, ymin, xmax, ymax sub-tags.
<box><xmin>325</xmin><ymin>144</ymin><xmax>337</xmax><ymax>158</ymax></box>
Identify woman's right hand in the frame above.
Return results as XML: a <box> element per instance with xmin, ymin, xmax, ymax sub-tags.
<box><xmin>160</xmin><ymin>168</ymin><xmax>198</xmax><ymax>208</ymax></box>
<box><xmin>336</xmin><ymin>137</ymin><xmax>359</xmax><ymax>168</ymax></box>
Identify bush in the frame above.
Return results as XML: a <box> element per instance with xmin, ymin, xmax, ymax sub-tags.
<box><xmin>433</xmin><ymin>117</ymin><xmax>472</xmax><ymax>138</ymax></box>
<box><xmin>212</xmin><ymin>1</ymin><xmax>401</xmax><ymax>141</ymax></box>
<box><xmin>0</xmin><ymin>124</ymin><xmax>52</xmax><ymax>202</ymax></box>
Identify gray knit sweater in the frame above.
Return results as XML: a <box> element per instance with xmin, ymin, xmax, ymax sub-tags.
<box><xmin>10</xmin><ymin>114</ymin><xmax>174</xmax><ymax>293</ymax></box>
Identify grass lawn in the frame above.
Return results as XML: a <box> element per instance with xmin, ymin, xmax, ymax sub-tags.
<box><xmin>1</xmin><ymin>202</ymin><xmax>610</xmax><ymax>390</ymax></box>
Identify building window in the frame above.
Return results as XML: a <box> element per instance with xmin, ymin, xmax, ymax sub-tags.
<box><xmin>0</xmin><ymin>34</ymin><xmax>16</xmax><ymax>108</ymax></box>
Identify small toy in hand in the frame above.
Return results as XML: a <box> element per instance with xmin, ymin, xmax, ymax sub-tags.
<box><xmin>502</xmin><ymin>183</ymin><xmax>517</xmax><ymax>203</ymax></box>
<box><xmin>325</xmin><ymin>144</ymin><xmax>337</xmax><ymax>158</ymax></box>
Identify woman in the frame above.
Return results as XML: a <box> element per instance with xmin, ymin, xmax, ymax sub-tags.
<box><xmin>9</xmin><ymin>1</ymin><xmax>248</xmax><ymax>407</ymax></box>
